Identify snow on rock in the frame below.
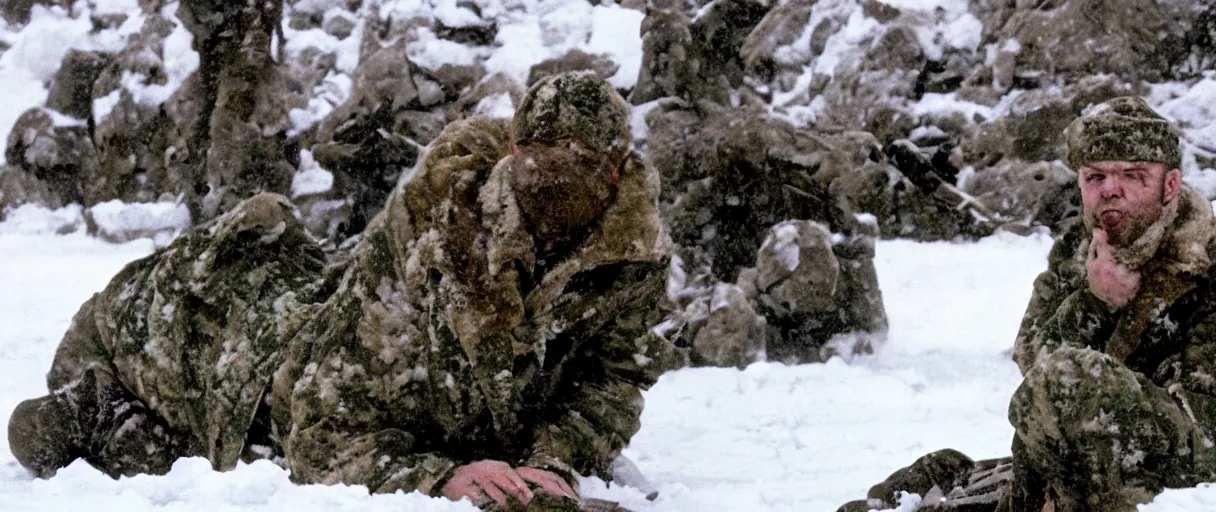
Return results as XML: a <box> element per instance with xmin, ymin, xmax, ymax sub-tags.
<box><xmin>471</xmin><ymin>91</ymin><xmax>517</xmax><ymax>119</ymax></box>
<box><xmin>288</xmin><ymin>72</ymin><xmax>353</xmax><ymax>137</ymax></box>
<box><xmin>0</xmin><ymin>7</ymin><xmax>93</xmax><ymax>83</ymax></box>
<box><xmin>910</xmin><ymin>92</ymin><xmax>996</xmax><ymax>123</ymax></box>
<box><xmin>1149</xmin><ymin>76</ymin><xmax>1216</xmax><ymax>198</ymax></box>
<box><xmin>813</xmin><ymin>6</ymin><xmax>881</xmax><ymax>77</ymax></box>
<box><xmin>0</xmin><ymin>2</ymin><xmax>198</xmax><ymax>162</ymax></box>
<box><xmin>291</xmin><ymin>150</ymin><xmax>335</xmax><ymax>198</ymax></box>
<box><xmin>0</xmin><ymin>204</ymin><xmax>84</xmax><ymax>236</ymax></box>
<box><xmin>84</xmin><ymin>200</ymin><xmax>192</xmax><ymax>247</ymax></box>
<box><xmin>760</xmin><ymin>222</ymin><xmax>802</xmax><ymax>272</ymax></box>
<box><xmin>407</xmin><ymin>27</ymin><xmax>487</xmax><ymax>70</ymax></box>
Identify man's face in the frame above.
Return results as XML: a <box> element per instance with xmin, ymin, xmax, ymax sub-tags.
<box><xmin>509</xmin><ymin>139</ymin><xmax>617</xmax><ymax>247</ymax></box>
<box><xmin>1079</xmin><ymin>160</ymin><xmax>1178</xmax><ymax>247</ymax></box>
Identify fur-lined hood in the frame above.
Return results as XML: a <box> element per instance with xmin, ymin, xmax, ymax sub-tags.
<box><xmin>370</xmin><ymin>116</ymin><xmax>669</xmax><ymax>363</ymax></box>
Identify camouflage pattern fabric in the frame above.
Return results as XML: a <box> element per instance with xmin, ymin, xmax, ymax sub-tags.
<box><xmin>1064</xmin><ymin>96</ymin><xmax>1182</xmax><ymax>171</ymax></box>
<box><xmin>8</xmin><ymin>193</ymin><xmax>327</xmax><ymax>477</ymax></box>
<box><xmin>840</xmin><ymin>185</ymin><xmax>1216</xmax><ymax>512</ymax></box>
<box><xmin>9</xmin><ymin>73</ymin><xmax>681</xmax><ymax>505</ymax></box>
<box><xmin>278</xmin><ymin>115</ymin><xmax>680</xmax><ymax>496</ymax></box>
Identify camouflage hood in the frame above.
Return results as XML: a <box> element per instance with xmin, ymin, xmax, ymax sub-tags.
<box><xmin>367</xmin><ymin>115</ymin><xmax>667</xmax><ymax>364</ymax></box>
<box><xmin>470</xmin><ymin>149</ymin><xmax>669</xmax><ymax>356</ymax></box>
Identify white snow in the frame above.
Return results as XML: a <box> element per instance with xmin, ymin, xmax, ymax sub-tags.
<box><xmin>762</xmin><ymin>222</ymin><xmax>803</xmax><ymax>272</ymax></box>
<box><xmin>910</xmin><ymin>92</ymin><xmax>996</xmax><ymax>123</ymax></box>
<box><xmin>431</xmin><ymin>0</ymin><xmax>484</xmax><ymax>28</ymax></box>
<box><xmin>0</xmin><ymin>2</ymin><xmax>198</xmax><ymax>151</ymax></box>
<box><xmin>85</xmin><ymin>200</ymin><xmax>192</xmax><ymax>247</ymax></box>
<box><xmin>1150</xmin><ymin>77</ymin><xmax>1216</xmax><ymax>197</ymax></box>
<box><xmin>0</xmin><ymin>457</ymin><xmax>479</xmax><ymax>512</ymax></box>
<box><xmin>584</xmin><ymin>5</ymin><xmax>645</xmax><ymax>89</ymax></box>
<box><xmin>942</xmin><ymin>13</ymin><xmax>983</xmax><ymax>53</ymax></box>
<box><xmin>407</xmin><ymin>28</ymin><xmax>487</xmax><ymax>70</ymax></box>
<box><xmin>0</xmin><ymin>204</ymin><xmax>85</xmax><ymax>235</ymax></box>
<box><xmin>287</xmin><ymin>72</ymin><xmax>353</xmax><ymax>137</ymax></box>
<box><xmin>815</xmin><ymin>8</ymin><xmax>881</xmax><ymax>76</ymax></box>
<box><xmin>291</xmin><ymin>150</ymin><xmax>336</xmax><ymax>198</ymax></box>
<box><xmin>471</xmin><ymin>92</ymin><xmax>517</xmax><ymax>119</ymax></box>
<box><xmin>630</xmin><ymin>100</ymin><xmax>662</xmax><ymax>144</ymax></box>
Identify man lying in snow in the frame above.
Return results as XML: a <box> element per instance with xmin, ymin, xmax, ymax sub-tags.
<box><xmin>840</xmin><ymin>97</ymin><xmax>1216</xmax><ymax>512</ymax></box>
<box><xmin>7</xmin><ymin>71</ymin><xmax>682</xmax><ymax>512</ymax></box>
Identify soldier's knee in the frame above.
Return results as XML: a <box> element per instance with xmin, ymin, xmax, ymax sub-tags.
<box><xmin>1025</xmin><ymin>347</ymin><xmax>1121</xmax><ymax>395</ymax></box>
<box><xmin>8</xmin><ymin>396</ymin><xmax>80</xmax><ymax>477</ymax></box>
<box><xmin>1011</xmin><ymin>347</ymin><xmax>1145</xmax><ymax>433</ymax></box>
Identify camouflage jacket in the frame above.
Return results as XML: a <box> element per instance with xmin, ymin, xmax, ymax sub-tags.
<box><xmin>1012</xmin><ymin>185</ymin><xmax>1216</xmax><ymax>422</ymax></box>
<box><xmin>274</xmin><ymin>117</ymin><xmax>681</xmax><ymax>496</ymax></box>
<box><xmin>31</xmin><ymin>193</ymin><xmax>327</xmax><ymax>476</ymax></box>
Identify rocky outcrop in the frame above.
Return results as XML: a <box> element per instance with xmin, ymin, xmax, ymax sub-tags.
<box><xmin>0</xmin><ymin>166</ymin><xmax>62</xmax><ymax>218</ymax></box>
<box><xmin>1</xmin><ymin>0</ymin><xmax>71</xmax><ymax>26</ymax></box>
<box><xmin>979</xmin><ymin>0</ymin><xmax>1193</xmax><ymax>84</ymax></box>
<box><xmin>5</xmin><ymin>108</ymin><xmax>96</xmax><ymax>206</ymax></box>
<box><xmin>673</xmin><ymin>218</ymin><xmax>888</xmax><ymax>366</ymax></box>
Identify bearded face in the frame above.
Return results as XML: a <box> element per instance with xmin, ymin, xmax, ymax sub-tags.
<box><xmin>1079</xmin><ymin>161</ymin><xmax>1177</xmax><ymax>247</ymax></box>
<box><xmin>507</xmin><ymin>139</ymin><xmax>620</xmax><ymax>250</ymax></box>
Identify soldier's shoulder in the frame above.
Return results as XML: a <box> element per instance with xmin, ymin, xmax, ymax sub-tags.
<box><xmin>424</xmin><ymin>116</ymin><xmax>511</xmax><ymax>165</ymax></box>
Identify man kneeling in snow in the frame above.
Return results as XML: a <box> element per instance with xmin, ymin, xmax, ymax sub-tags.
<box><xmin>7</xmin><ymin>71</ymin><xmax>680</xmax><ymax>512</ymax></box>
<box><xmin>840</xmin><ymin>97</ymin><xmax>1216</xmax><ymax>512</ymax></box>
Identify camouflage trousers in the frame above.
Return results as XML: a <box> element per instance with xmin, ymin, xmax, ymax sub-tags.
<box><xmin>839</xmin><ymin>347</ymin><xmax>1216</xmax><ymax>512</ymax></box>
<box><xmin>1007</xmin><ymin>347</ymin><xmax>1216</xmax><ymax>512</ymax></box>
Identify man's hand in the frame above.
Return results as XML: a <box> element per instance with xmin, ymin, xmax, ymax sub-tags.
<box><xmin>441</xmin><ymin>460</ymin><xmax>534</xmax><ymax>508</ymax></box>
<box><xmin>517</xmin><ymin>467</ymin><xmax>578</xmax><ymax>500</ymax></box>
<box><xmin>1087</xmin><ymin>229</ymin><xmax>1141</xmax><ymax>310</ymax></box>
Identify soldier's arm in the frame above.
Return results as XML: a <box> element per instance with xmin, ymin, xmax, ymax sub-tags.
<box><xmin>283</xmin><ymin>333</ymin><xmax>458</xmax><ymax>496</ymax></box>
<box><xmin>1018</xmin><ymin>287</ymin><xmax>1115</xmax><ymax>372</ymax></box>
<box><xmin>1012</xmin><ymin>221</ymin><xmax>1089</xmax><ymax>374</ymax></box>
<box><xmin>1170</xmin><ymin>311</ymin><xmax>1216</xmax><ymax>421</ymax></box>
<box><xmin>523</xmin><ymin>263</ymin><xmax>681</xmax><ymax>484</ymax></box>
